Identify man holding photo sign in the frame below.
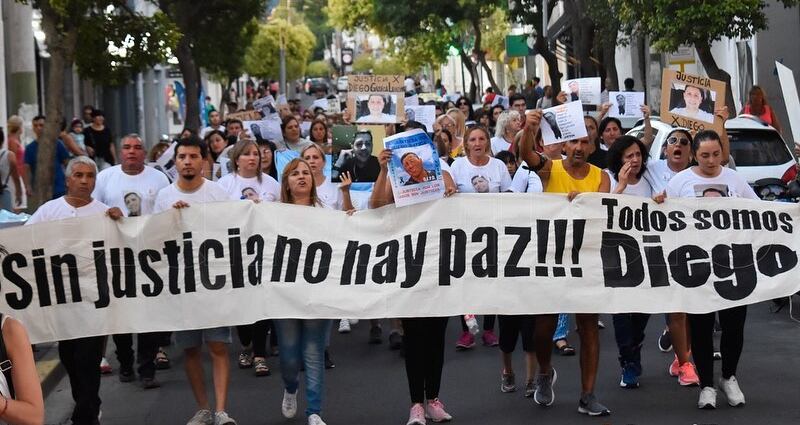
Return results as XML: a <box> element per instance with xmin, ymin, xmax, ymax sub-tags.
<box><xmin>518</xmin><ymin>108</ymin><xmax>612</xmax><ymax>417</ymax></box>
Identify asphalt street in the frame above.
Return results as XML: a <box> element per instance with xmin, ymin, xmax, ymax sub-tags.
<box><xmin>44</xmin><ymin>299</ymin><xmax>800</xmax><ymax>425</ymax></box>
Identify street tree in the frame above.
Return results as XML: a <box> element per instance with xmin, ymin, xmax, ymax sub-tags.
<box><xmin>306</xmin><ymin>60</ymin><xmax>332</xmax><ymax>77</ymax></box>
<box><xmin>27</xmin><ymin>0</ymin><xmax>177</xmax><ymax>210</ymax></box>
<box><xmin>243</xmin><ymin>20</ymin><xmax>316</xmax><ymax>81</ymax></box>
<box><xmin>157</xmin><ymin>0</ymin><xmax>266</xmax><ymax>130</ymax></box>
<box><xmin>613</xmin><ymin>0</ymin><xmax>800</xmax><ymax>113</ymax></box>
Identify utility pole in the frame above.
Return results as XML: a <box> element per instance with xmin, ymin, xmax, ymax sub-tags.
<box><xmin>279</xmin><ymin>0</ymin><xmax>291</xmax><ymax>95</ymax></box>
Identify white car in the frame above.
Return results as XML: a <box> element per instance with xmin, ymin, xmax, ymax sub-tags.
<box><xmin>336</xmin><ymin>76</ymin><xmax>348</xmax><ymax>92</ymax></box>
<box><xmin>626</xmin><ymin>115</ymin><xmax>796</xmax><ymax>184</ymax></box>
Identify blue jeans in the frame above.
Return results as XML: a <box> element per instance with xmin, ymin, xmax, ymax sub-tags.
<box><xmin>612</xmin><ymin>313</ymin><xmax>651</xmax><ymax>369</ymax></box>
<box><xmin>275</xmin><ymin>319</ymin><xmax>331</xmax><ymax>417</ymax></box>
<box><xmin>552</xmin><ymin>313</ymin><xmax>570</xmax><ymax>341</ymax></box>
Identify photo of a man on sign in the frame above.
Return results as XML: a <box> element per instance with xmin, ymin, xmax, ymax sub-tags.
<box><xmin>668</xmin><ymin>85</ymin><xmax>716</xmax><ymax>123</ymax></box>
<box><xmin>356</xmin><ymin>94</ymin><xmax>397</xmax><ymax>124</ymax></box>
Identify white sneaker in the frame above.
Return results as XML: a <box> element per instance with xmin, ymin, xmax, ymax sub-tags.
<box><xmin>99</xmin><ymin>357</ymin><xmax>112</xmax><ymax>374</ymax></box>
<box><xmin>698</xmin><ymin>386</ymin><xmax>717</xmax><ymax>409</ymax></box>
<box><xmin>338</xmin><ymin>319</ymin><xmax>351</xmax><ymax>333</ymax></box>
<box><xmin>349</xmin><ymin>319</ymin><xmax>359</xmax><ymax>325</ymax></box>
<box><xmin>719</xmin><ymin>376</ymin><xmax>745</xmax><ymax>406</ymax></box>
<box><xmin>281</xmin><ymin>390</ymin><xmax>297</xmax><ymax>418</ymax></box>
<box><xmin>308</xmin><ymin>414</ymin><xmax>327</xmax><ymax>425</ymax></box>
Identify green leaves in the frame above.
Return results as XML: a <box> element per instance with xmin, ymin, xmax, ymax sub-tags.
<box><xmin>243</xmin><ymin>19</ymin><xmax>316</xmax><ymax>80</ymax></box>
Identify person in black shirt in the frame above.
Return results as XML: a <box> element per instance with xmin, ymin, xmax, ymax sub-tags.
<box><xmin>83</xmin><ymin>109</ymin><xmax>116</xmax><ymax>169</ymax></box>
<box><xmin>333</xmin><ymin>130</ymin><xmax>380</xmax><ymax>182</ymax></box>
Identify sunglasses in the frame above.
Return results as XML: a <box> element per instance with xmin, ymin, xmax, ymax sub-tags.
<box><xmin>667</xmin><ymin>136</ymin><xmax>690</xmax><ymax>146</ymax></box>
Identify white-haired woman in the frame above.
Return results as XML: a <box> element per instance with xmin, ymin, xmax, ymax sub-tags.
<box><xmin>491</xmin><ymin>110</ymin><xmax>522</xmax><ymax>155</ymax></box>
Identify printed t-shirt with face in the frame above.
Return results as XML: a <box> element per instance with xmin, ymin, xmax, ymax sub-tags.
<box><xmin>666</xmin><ymin>167</ymin><xmax>758</xmax><ymax>199</ymax></box>
<box><xmin>153</xmin><ymin>179</ymin><xmax>231</xmax><ymax>214</ymax></box>
<box><xmin>217</xmin><ymin>173</ymin><xmax>280</xmax><ymax>202</ymax></box>
<box><xmin>606</xmin><ymin>169</ymin><xmax>653</xmax><ymax>198</ymax></box>
<box><xmin>92</xmin><ymin>165</ymin><xmax>170</xmax><ymax>217</ymax></box>
<box><xmin>510</xmin><ymin>161</ymin><xmax>544</xmax><ymax>193</ymax></box>
<box><xmin>26</xmin><ymin>197</ymin><xmax>109</xmax><ymax>225</ymax></box>
<box><xmin>449</xmin><ymin>156</ymin><xmax>512</xmax><ymax>193</ymax></box>
<box><xmin>642</xmin><ymin>159</ymin><xmax>680</xmax><ymax>195</ymax></box>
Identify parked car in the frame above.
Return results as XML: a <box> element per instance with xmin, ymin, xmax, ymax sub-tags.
<box><xmin>305</xmin><ymin>78</ymin><xmax>329</xmax><ymax>96</ymax></box>
<box><xmin>336</xmin><ymin>76</ymin><xmax>349</xmax><ymax>92</ymax></box>
<box><xmin>626</xmin><ymin>115</ymin><xmax>796</xmax><ymax>184</ymax></box>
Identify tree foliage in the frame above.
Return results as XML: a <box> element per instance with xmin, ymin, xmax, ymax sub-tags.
<box><xmin>306</xmin><ymin>59</ymin><xmax>332</xmax><ymax>77</ymax></box>
<box><xmin>295</xmin><ymin>0</ymin><xmax>333</xmax><ymax>60</ymax></box>
<box><xmin>351</xmin><ymin>55</ymin><xmax>375</xmax><ymax>73</ymax></box>
<box><xmin>243</xmin><ymin>20</ymin><xmax>316</xmax><ymax>80</ymax></box>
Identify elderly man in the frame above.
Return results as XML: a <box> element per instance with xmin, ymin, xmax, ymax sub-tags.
<box><xmin>26</xmin><ymin>156</ymin><xmax>123</xmax><ymax>425</ymax></box>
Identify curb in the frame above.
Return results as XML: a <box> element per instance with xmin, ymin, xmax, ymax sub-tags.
<box><xmin>34</xmin><ymin>343</ymin><xmax>66</xmax><ymax>397</ymax></box>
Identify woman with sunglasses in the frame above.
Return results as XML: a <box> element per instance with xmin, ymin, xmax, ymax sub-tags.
<box><xmin>456</xmin><ymin>98</ymin><xmax>475</xmax><ymax>121</ymax></box>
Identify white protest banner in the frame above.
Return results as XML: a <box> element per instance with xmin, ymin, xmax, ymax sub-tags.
<box><xmin>660</xmin><ymin>69</ymin><xmax>725</xmax><ymax>133</ymax></box>
<box><xmin>312</xmin><ymin>97</ymin><xmax>341</xmax><ymax>115</ymax></box>
<box><xmin>540</xmin><ymin>101</ymin><xmax>588</xmax><ymax>145</ymax></box>
<box><xmin>776</xmin><ymin>62</ymin><xmax>800</xmax><ymax>144</ymax></box>
<box><xmin>565</xmin><ymin>77</ymin><xmax>602</xmax><ymax>105</ymax></box>
<box><xmin>384</xmin><ymin>129</ymin><xmax>444</xmax><ymax>207</ymax></box>
<box><xmin>244</xmin><ymin>118</ymin><xmax>283</xmax><ymax>143</ymax></box>
<box><xmin>4</xmin><ymin>194</ymin><xmax>800</xmax><ymax>343</ymax></box>
<box><xmin>609</xmin><ymin>91</ymin><xmax>645</xmax><ymax>118</ymax></box>
<box><xmin>404</xmin><ymin>105</ymin><xmax>436</xmax><ymax>132</ymax></box>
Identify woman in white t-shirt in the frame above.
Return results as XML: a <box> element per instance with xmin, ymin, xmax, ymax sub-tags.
<box><xmin>665</xmin><ymin>130</ymin><xmax>756</xmax><ymax>410</ymax></box>
<box><xmin>606</xmin><ymin>135</ymin><xmax>653</xmax><ymax>198</ymax></box>
<box><xmin>491</xmin><ymin>110</ymin><xmax>522</xmax><ymax>155</ymax></box>
<box><xmin>217</xmin><ymin>139</ymin><xmax>279</xmax><ymax>377</ymax></box>
<box><xmin>274</xmin><ymin>158</ymin><xmax>331</xmax><ymax>425</ymax></box>
<box><xmin>449</xmin><ymin>126</ymin><xmax>512</xmax><ymax>194</ymax></box>
<box><xmin>301</xmin><ymin>144</ymin><xmax>353</xmax><ymax>212</ymax></box>
<box><xmin>0</xmin><ymin>314</ymin><xmax>44</xmax><ymax>425</ymax></box>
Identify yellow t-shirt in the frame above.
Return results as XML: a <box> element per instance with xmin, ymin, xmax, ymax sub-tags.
<box><xmin>544</xmin><ymin>159</ymin><xmax>602</xmax><ymax>194</ymax></box>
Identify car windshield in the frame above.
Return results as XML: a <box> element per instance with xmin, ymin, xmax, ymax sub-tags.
<box><xmin>727</xmin><ymin>129</ymin><xmax>793</xmax><ymax>166</ymax></box>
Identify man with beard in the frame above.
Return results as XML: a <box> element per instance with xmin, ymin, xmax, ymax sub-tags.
<box><xmin>153</xmin><ymin>136</ymin><xmax>237</xmax><ymax>425</ymax></box>
<box><xmin>518</xmin><ymin>109</ymin><xmax>612</xmax><ymax>417</ymax></box>
<box><xmin>93</xmin><ymin>134</ymin><xmax>171</xmax><ymax>389</ymax></box>
<box><xmin>333</xmin><ymin>130</ymin><xmax>380</xmax><ymax>182</ymax></box>
<box><xmin>26</xmin><ymin>156</ymin><xmax>123</xmax><ymax>425</ymax></box>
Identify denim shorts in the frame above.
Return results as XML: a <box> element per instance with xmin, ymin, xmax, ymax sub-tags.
<box><xmin>174</xmin><ymin>326</ymin><xmax>232</xmax><ymax>349</ymax></box>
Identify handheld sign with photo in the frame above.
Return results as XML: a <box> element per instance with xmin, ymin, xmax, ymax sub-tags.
<box><xmin>153</xmin><ymin>141</ymin><xmax>178</xmax><ymax>182</ymax></box>
<box><xmin>312</xmin><ymin>97</ymin><xmax>342</xmax><ymax>115</ymax></box>
<box><xmin>253</xmin><ymin>95</ymin><xmax>277</xmax><ymax>117</ymax></box>
<box><xmin>244</xmin><ymin>118</ymin><xmax>283</xmax><ymax>143</ymax></box>
<box><xmin>384</xmin><ymin>129</ymin><xmax>445</xmax><ymax>207</ymax></box>
<box><xmin>565</xmin><ymin>77</ymin><xmax>602</xmax><ymax>105</ymax></box>
<box><xmin>609</xmin><ymin>91</ymin><xmax>646</xmax><ymax>118</ymax></box>
<box><xmin>330</xmin><ymin>125</ymin><xmax>381</xmax><ymax>184</ymax></box>
<box><xmin>347</xmin><ymin>75</ymin><xmax>405</xmax><ymax>124</ymax></box>
<box><xmin>660</xmin><ymin>69</ymin><xmax>725</xmax><ymax>133</ymax></box>
<box><xmin>404</xmin><ymin>105</ymin><xmax>436</xmax><ymax>133</ymax></box>
<box><xmin>491</xmin><ymin>95</ymin><xmax>510</xmax><ymax>109</ymax></box>
<box><xmin>405</xmin><ymin>94</ymin><xmax>420</xmax><ymax>106</ymax></box>
<box><xmin>539</xmin><ymin>101</ymin><xmax>588</xmax><ymax>145</ymax></box>
<box><xmin>776</xmin><ymin>62</ymin><xmax>800</xmax><ymax>144</ymax></box>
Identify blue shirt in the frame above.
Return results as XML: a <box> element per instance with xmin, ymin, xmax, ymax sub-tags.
<box><xmin>24</xmin><ymin>139</ymin><xmax>70</xmax><ymax>199</ymax></box>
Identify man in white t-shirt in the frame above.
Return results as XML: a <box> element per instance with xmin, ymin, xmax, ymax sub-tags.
<box><xmin>199</xmin><ymin>110</ymin><xmax>226</xmax><ymax>139</ymax></box>
<box><xmin>93</xmin><ymin>134</ymin><xmax>170</xmax><ymax>389</ymax></box>
<box><xmin>152</xmin><ymin>136</ymin><xmax>236</xmax><ymax>425</ymax></box>
<box><xmin>26</xmin><ymin>156</ymin><xmax>123</xmax><ymax>425</ymax></box>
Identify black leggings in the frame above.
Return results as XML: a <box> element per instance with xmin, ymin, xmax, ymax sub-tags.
<box><xmin>460</xmin><ymin>315</ymin><xmax>495</xmax><ymax>332</ymax></box>
<box><xmin>236</xmin><ymin>319</ymin><xmax>276</xmax><ymax>358</ymax></box>
<box><xmin>688</xmin><ymin>305</ymin><xmax>747</xmax><ymax>388</ymax></box>
<box><xmin>403</xmin><ymin>317</ymin><xmax>449</xmax><ymax>403</ymax></box>
<box><xmin>498</xmin><ymin>315</ymin><xmax>535</xmax><ymax>353</ymax></box>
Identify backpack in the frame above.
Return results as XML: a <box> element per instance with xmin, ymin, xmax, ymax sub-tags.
<box><xmin>0</xmin><ymin>314</ymin><xmax>14</xmax><ymax>399</ymax></box>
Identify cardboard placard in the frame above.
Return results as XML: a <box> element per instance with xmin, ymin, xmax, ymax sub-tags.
<box><xmin>226</xmin><ymin>110</ymin><xmax>263</xmax><ymax>122</ymax></box>
<box><xmin>348</xmin><ymin>93</ymin><xmax>405</xmax><ymax>124</ymax></box>
<box><xmin>347</xmin><ymin>75</ymin><xmax>405</xmax><ymax>92</ymax></box>
<box><xmin>660</xmin><ymin>70</ymin><xmax>726</xmax><ymax>133</ymax></box>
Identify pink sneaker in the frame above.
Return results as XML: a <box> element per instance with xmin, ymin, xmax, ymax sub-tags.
<box><xmin>482</xmin><ymin>330</ymin><xmax>499</xmax><ymax>347</ymax></box>
<box><xmin>668</xmin><ymin>356</ymin><xmax>680</xmax><ymax>377</ymax></box>
<box><xmin>678</xmin><ymin>362</ymin><xmax>700</xmax><ymax>386</ymax></box>
<box><xmin>455</xmin><ymin>331</ymin><xmax>475</xmax><ymax>350</ymax></box>
<box><xmin>425</xmin><ymin>398</ymin><xmax>452</xmax><ymax>422</ymax></box>
<box><xmin>406</xmin><ymin>403</ymin><xmax>425</xmax><ymax>425</ymax></box>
